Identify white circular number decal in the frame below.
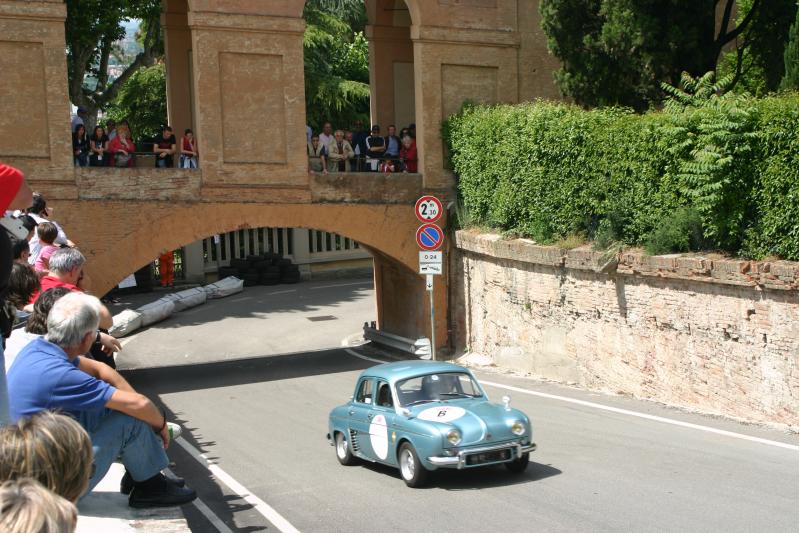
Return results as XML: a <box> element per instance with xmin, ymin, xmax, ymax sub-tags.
<box><xmin>369</xmin><ymin>414</ymin><xmax>389</xmax><ymax>459</ymax></box>
<box><xmin>417</xmin><ymin>406</ymin><xmax>466</xmax><ymax>422</ymax></box>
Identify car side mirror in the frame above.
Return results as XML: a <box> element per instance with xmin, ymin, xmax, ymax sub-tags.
<box><xmin>400</xmin><ymin>408</ymin><xmax>413</xmax><ymax>418</ymax></box>
<box><xmin>502</xmin><ymin>395</ymin><xmax>511</xmax><ymax>411</ymax></box>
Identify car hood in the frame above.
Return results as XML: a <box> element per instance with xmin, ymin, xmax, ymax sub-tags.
<box><xmin>409</xmin><ymin>400</ymin><xmax>528</xmax><ymax>446</ymax></box>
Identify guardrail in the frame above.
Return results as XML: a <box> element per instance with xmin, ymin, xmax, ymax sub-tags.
<box><xmin>363</xmin><ymin>322</ymin><xmax>431</xmax><ymax>358</ymax></box>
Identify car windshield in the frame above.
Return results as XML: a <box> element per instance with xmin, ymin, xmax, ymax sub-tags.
<box><xmin>395</xmin><ymin>372</ymin><xmax>483</xmax><ymax>407</ymax></box>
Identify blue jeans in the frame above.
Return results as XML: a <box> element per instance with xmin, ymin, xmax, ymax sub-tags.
<box><xmin>0</xmin><ymin>343</ymin><xmax>9</xmax><ymax>426</ymax></box>
<box><xmin>81</xmin><ymin>409</ymin><xmax>169</xmax><ymax>494</ymax></box>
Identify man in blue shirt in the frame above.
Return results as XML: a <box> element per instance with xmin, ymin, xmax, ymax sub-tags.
<box><xmin>8</xmin><ymin>292</ymin><xmax>196</xmax><ymax>508</ymax></box>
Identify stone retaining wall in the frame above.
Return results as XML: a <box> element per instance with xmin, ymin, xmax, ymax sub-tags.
<box><xmin>454</xmin><ymin>231</ymin><xmax>799</xmax><ymax>429</ymax></box>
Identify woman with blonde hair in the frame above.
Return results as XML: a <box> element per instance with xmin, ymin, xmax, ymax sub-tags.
<box><xmin>0</xmin><ymin>411</ymin><xmax>93</xmax><ymax>502</ymax></box>
<box><xmin>0</xmin><ymin>478</ymin><xmax>77</xmax><ymax>533</ymax></box>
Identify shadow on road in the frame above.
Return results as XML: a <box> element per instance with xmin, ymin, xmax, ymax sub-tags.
<box><xmin>123</xmin><ymin>347</ymin><xmax>376</xmax><ymax>395</ymax></box>
<box><xmin>358</xmin><ymin>459</ymin><xmax>562</xmax><ymax>491</ymax></box>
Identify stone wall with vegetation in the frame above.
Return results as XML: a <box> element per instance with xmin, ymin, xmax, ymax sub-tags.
<box><xmin>454</xmin><ymin>231</ymin><xmax>799</xmax><ymax>429</ymax></box>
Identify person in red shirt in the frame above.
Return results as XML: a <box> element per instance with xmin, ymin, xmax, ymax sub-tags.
<box><xmin>107</xmin><ymin>124</ymin><xmax>135</xmax><ymax>167</ymax></box>
<box><xmin>1</xmin><ymin>163</ymin><xmax>32</xmax><ymax>425</ymax></box>
<box><xmin>400</xmin><ymin>135</ymin><xmax>418</xmax><ymax>173</ymax></box>
<box><xmin>158</xmin><ymin>251</ymin><xmax>174</xmax><ymax>288</ymax></box>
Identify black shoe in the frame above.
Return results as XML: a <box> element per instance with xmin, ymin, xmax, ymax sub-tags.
<box><xmin>120</xmin><ymin>470</ymin><xmax>186</xmax><ymax>495</ymax></box>
<box><xmin>128</xmin><ymin>474</ymin><xmax>196</xmax><ymax>508</ymax></box>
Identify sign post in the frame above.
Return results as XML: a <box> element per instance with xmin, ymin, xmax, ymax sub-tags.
<box><xmin>415</xmin><ymin>197</ymin><xmax>445</xmax><ymax>361</ymax></box>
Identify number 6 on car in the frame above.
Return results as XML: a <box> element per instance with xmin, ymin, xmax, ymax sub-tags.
<box><xmin>326</xmin><ymin>361</ymin><xmax>537</xmax><ymax>487</ymax></box>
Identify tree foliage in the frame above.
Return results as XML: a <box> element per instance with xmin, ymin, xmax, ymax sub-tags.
<box><xmin>445</xmin><ymin>89</ymin><xmax>799</xmax><ymax>259</ymax></box>
<box><xmin>103</xmin><ymin>64</ymin><xmax>167</xmax><ymax>141</ymax></box>
<box><xmin>781</xmin><ymin>7</ymin><xmax>799</xmax><ymax>90</ymax></box>
<box><xmin>539</xmin><ymin>0</ymin><xmax>792</xmax><ymax>109</ymax></box>
<box><xmin>66</xmin><ymin>0</ymin><xmax>163</xmax><ymax>127</ymax></box>
<box><xmin>303</xmin><ymin>0</ymin><xmax>370</xmax><ymax>132</ymax></box>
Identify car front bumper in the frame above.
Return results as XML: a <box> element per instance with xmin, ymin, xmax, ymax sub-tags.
<box><xmin>427</xmin><ymin>441</ymin><xmax>537</xmax><ymax>469</ymax></box>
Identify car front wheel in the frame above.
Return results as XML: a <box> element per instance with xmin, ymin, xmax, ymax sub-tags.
<box><xmin>398</xmin><ymin>442</ymin><xmax>429</xmax><ymax>488</ymax></box>
<box><xmin>335</xmin><ymin>432</ymin><xmax>358</xmax><ymax>466</ymax></box>
<box><xmin>505</xmin><ymin>452</ymin><xmax>529</xmax><ymax>473</ymax></box>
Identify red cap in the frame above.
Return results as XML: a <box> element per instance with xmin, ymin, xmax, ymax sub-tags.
<box><xmin>0</xmin><ymin>163</ymin><xmax>24</xmax><ymax>213</ymax></box>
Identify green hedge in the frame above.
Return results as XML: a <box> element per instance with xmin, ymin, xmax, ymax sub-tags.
<box><xmin>446</xmin><ymin>93</ymin><xmax>799</xmax><ymax>259</ymax></box>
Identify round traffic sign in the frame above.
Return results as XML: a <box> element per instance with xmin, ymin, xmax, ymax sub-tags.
<box><xmin>415</xmin><ymin>195</ymin><xmax>443</xmax><ymax>223</ymax></box>
<box><xmin>416</xmin><ymin>223</ymin><xmax>444</xmax><ymax>251</ymax></box>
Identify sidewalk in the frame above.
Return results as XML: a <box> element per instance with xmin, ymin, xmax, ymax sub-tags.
<box><xmin>77</xmin><ymin>463</ymin><xmax>190</xmax><ymax>532</ymax></box>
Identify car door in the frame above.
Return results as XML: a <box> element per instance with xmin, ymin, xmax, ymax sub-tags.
<box><xmin>368</xmin><ymin>380</ymin><xmax>398</xmax><ymax>465</ymax></box>
<box><xmin>348</xmin><ymin>377</ymin><xmax>376</xmax><ymax>460</ymax></box>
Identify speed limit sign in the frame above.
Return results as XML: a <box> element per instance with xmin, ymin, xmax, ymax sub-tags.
<box><xmin>414</xmin><ymin>195</ymin><xmax>443</xmax><ymax>223</ymax></box>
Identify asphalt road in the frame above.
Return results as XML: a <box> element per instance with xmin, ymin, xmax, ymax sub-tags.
<box><xmin>115</xmin><ymin>278</ymin><xmax>799</xmax><ymax>532</ymax></box>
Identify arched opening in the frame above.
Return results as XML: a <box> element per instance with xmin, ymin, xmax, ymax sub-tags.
<box><xmin>365</xmin><ymin>0</ymin><xmax>416</xmax><ymax>132</ymax></box>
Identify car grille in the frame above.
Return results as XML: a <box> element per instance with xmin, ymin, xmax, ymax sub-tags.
<box><xmin>464</xmin><ymin>448</ymin><xmax>512</xmax><ymax>466</ymax></box>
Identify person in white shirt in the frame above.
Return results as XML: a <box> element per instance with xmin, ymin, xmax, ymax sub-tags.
<box><xmin>71</xmin><ymin>106</ymin><xmax>87</xmax><ymax>133</ymax></box>
<box><xmin>319</xmin><ymin>122</ymin><xmax>334</xmax><ymax>149</ymax></box>
<box><xmin>26</xmin><ymin>194</ymin><xmax>73</xmax><ymax>266</ymax></box>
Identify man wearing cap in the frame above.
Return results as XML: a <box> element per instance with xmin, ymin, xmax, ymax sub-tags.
<box><xmin>71</xmin><ymin>106</ymin><xmax>88</xmax><ymax>133</ymax></box>
<box><xmin>0</xmin><ymin>163</ymin><xmax>33</xmax><ymax>424</ymax></box>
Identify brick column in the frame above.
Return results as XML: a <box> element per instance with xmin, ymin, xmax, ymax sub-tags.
<box><xmin>163</xmin><ymin>0</ymin><xmax>195</xmax><ymax>137</ymax></box>
<box><xmin>0</xmin><ymin>0</ymin><xmax>74</xmax><ymax>189</ymax></box>
<box><xmin>187</xmin><ymin>0</ymin><xmax>309</xmax><ymax>191</ymax></box>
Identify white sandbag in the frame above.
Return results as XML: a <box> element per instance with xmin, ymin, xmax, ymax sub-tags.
<box><xmin>109</xmin><ymin>309</ymin><xmax>143</xmax><ymax>338</ymax></box>
<box><xmin>162</xmin><ymin>287</ymin><xmax>207</xmax><ymax>312</ymax></box>
<box><xmin>136</xmin><ymin>298</ymin><xmax>176</xmax><ymax>327</ymax></box>
<box><xmin>204</xmin><ymin>276</ymin><xmax>244</xmax><ymax>299</ymax></box>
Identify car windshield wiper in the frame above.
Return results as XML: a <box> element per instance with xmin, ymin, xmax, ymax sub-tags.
<box><xmin>404</xmin><ymin>399</ymin><xmax>435</xmax><ymax>407</ymax></box>
<box><xmin>439</xmin><ymin>392</ymin><xmax>473</xmax><ymax>398</ymax></box>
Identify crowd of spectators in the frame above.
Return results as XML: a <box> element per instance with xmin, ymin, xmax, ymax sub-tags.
<box><xmin>0</xmin><ymin>163</ymin><xmax>198</xmax><ymax>524</ymax></box>
<box><xmin>71</xmin><ymin>107</ymin><xmax>198</xmax><ymax>169</ymax></box>
<box><xmin>307</xmin><ymin>120</ymin><xmax>418</xmax><ymax>174</ymax></box>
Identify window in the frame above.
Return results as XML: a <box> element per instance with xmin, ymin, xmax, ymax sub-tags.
<box><xmin>395</xmin><ymin>372</ymin><xmax>483</xmax><ymax>407</ymax></box>
<box><xmin>355</xmin><ymin>379</ymin><xmax>373</xmax><ymax>405</ymax></box>
<box><xmin>376</xmin><ymin>381</ymin><xmax>393</xmax><ymax>408</ymax></box>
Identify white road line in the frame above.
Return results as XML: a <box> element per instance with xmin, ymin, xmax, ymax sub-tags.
<box><xmin>340</xmin><ymin>349</ymin><xmax>799</xmax><ymax>453</ymax></box>
<box><xmin>228</xmin><ymin>296</ymin><xmax>254</xmax><ymax>303</ymax></box>
<box><xmin>479</xmin><ymin>380</ymin><xmax>799</xmax><ymax>453</ymax></box>
<box><xmin>175</xmin><ymin>439</ymin><xmax>300</xmax><ymax>533</ymax></box>
<box><xmin>165</xmin><ymin>467</ymin><xmax>234</xmax><ymax>533</ymax></box>
<box><xmin>267</xmin><ymin>289</ymin><xmax>297</xmax><ymax>295</ymax></box>
<box><xmin>310</xmin><ymin>281</ymin><xmax>372</xmax><ymax>290</ymax></box>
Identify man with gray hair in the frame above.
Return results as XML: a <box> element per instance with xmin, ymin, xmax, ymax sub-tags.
<box><xmin>26</xmin><ymin>247</ymin><xmax>120</xmax><ymax>367</ymax></box>
<box><xmin>7</xmin><ymin>292</ymin><xmax>196</xmax><ymax>508</ymax></box>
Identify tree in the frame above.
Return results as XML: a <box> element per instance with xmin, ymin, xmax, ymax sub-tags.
<box><xmin>303</xmin><ymin>0</ymin><xmax>370</xmax><ymax>132</ymax></box>
<box><xmin>781</xmin><ymin>6</ymin><xmax>799</xmax><ymax>90</ymax></box>
<box><xmin>66</xmin><ymin>0</ymin><xmax>163</xmax><ymax>128</ymax></box>
<box><xmin>539</xmin><ymin>0</ymin><xmax>788</xmax><ymax>109</ymax></box>
<box><xmin>103</xmin><ymin>64</ymin><xmax>167</xmax><ymax>141</ymax></box>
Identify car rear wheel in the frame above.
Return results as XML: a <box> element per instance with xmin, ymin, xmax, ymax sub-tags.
<box><xmin>398</xmin><ymin>443</ymin><xmax>428</xmax><ymax>488</ymax></box>
<box><xmin>335</xmin><ymin>432</ymin><xmax>358</xmax><ymax>466</ymax></box>
<box><xmin>505</xmin><ymin>452</ymin><xmax>529</xmax><ymax>473</ymax></box>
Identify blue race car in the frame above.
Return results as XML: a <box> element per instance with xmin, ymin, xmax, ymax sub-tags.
<box><xmin>327</xmin><ymin>360</ymin><xmax>536</xmax><ymax>487</ymax></box>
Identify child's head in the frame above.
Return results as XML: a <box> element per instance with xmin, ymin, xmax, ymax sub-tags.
<box><xmin>36</xmin><ymin>222</ymin><xmax>58</xmax><ymax>245</ymax></box>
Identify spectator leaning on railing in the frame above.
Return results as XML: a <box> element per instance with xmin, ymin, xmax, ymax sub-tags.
<box><xmin>327</xmin><ymin>130</ymin><xmax>354</xmax><ymax>173</ymax></box>
<box><xmin>308</xmin><ymin>134</ymin><xmax>328</xmax><ymax>173</ymax></box>
<box><xmin>154</xmin><ymin>126</ymin><xmax>177</xmax><ymax>168</ymax></box>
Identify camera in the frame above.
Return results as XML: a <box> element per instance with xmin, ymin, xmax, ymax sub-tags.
<box><xmin>1</xmin><ymin>213</ymin><xmax>29</xmax><ymax>240</ymax></box>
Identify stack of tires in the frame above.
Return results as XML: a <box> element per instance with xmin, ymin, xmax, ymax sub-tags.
<box><xmin>218</xmin><ymin>253</ymin><xmax>300</xmax><ymax>286</ymax></box>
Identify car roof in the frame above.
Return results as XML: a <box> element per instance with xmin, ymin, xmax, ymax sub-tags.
<box><xmin>358</xmin><ymin>360</ymin><xmax>471</xmax><ymax>384</ymax></box>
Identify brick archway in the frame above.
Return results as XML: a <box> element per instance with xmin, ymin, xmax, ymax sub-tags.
<box><xmin>55</xmin><ymin>199</ymin><xmax>439</xmax><ymax>341</ymax></box>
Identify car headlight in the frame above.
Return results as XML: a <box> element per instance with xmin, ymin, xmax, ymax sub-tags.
<box><xmin>446</xmin><ymin>429</ymin><xmax>462</xmax><ymax>445</ymax></box>
<box><xmin>511</xmin><ymin>421</ymin><xmax>525</xmax><ymax>436</ymax></box>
